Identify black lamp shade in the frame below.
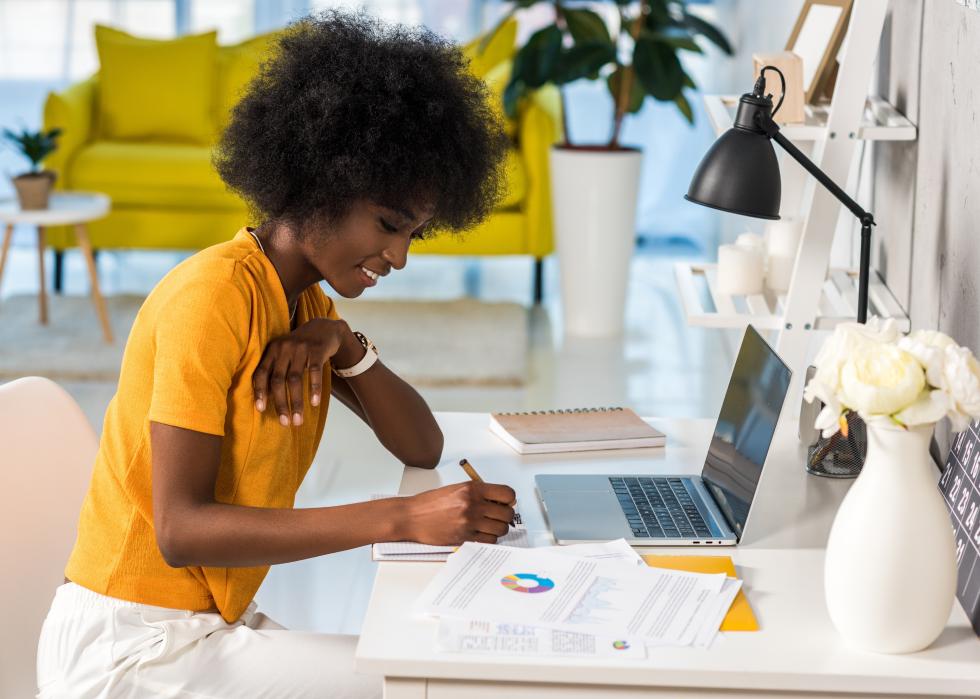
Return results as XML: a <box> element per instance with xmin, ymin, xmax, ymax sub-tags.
<box><xmin>685</xmin><ymin>126</ymin><xmax>782</xmax><ymax>220</ymax></box>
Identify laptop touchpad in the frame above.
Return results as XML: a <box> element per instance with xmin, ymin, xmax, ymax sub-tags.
<box><xmin>545</xmin><ymin>491</ymin><xmax>630</xmax><ymax>541</ymax></box>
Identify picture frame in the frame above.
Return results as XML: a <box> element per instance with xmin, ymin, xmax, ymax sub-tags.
<box><xmin>785</xmin><ymin>0</ymin><xmax>853</xmax><ymax>104</ymax></box>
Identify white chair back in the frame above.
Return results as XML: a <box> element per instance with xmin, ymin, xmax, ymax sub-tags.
<box><xmin>0</xmin><ymin>377</ymin><xmax>97</xmax><ymax>698</ymax></box>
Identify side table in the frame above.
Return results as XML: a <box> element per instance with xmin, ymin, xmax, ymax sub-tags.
<box><xmin>0</xmin><ymin>192</ymin><xmax>113</xmax><ymax>343</ymax></box>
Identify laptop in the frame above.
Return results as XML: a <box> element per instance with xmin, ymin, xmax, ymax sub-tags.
<box><xmin>535</xmin><ymin>325</ymin><xmax>791</xmax><ymax>546</ymax></box>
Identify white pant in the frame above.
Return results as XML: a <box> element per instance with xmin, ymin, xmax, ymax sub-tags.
<box><xmin>37</xmin><ymin>583</ymin><xmax>382</xmax><ymax>699</ymax></box>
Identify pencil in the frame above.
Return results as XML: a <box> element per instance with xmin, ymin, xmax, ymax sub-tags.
<box><xmin>459</xmin><ymin>458</ymin><xmax>483</xmax><ymax>482</ymax></box>
<box><xmin>460</xmin><ymin>458</ymin><xmax>519</xmax><ymax>526</ymax></box>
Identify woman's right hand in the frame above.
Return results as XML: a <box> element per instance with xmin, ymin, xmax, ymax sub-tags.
<box><xmin>401</xmin><ymin>481</ymin><xmax>517</xmax><ymax>545</ymax></box>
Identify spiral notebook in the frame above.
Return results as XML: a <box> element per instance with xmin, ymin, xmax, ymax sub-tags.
<box><xmin>488</xmin><ymin>407</ymin><xmax>665</xmax><ymax>454</ymax></box>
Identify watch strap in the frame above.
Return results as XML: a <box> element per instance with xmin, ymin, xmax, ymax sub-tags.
<box><xmin>333</xmin><ymin>332</ymin><xmax>379</xmax><ymax>379</ymax></box>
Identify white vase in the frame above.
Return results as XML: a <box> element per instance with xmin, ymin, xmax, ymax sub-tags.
<box><xmin>549</xmin><ymin>147</ymin><xmax>642</xmax><ymax>337</ymax></box>
<box><xmin>824</xmin><ymin>419</ymin><xmax>957</xmax><ymax>653</ymax></box>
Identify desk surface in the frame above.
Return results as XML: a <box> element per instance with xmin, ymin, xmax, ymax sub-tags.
<box><xmin>354</xmin><ymin>412</ymin><xmax>980</xmax><ymax>697</ymax></box>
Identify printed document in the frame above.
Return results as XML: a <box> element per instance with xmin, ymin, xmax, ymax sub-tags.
<box><xmin>416</xmin><ymin>542</ymin><xmax>733</xmax><ymax>646</ymax></box>
<box><xmin>436</xmin><ymin>618</ymin><xmax>646</xmax><ymax>658</ymax></box>
<box><xmin>543</xmin><ymin>539</ymin><xmax>645</xmax><ymax>566</ymax></box>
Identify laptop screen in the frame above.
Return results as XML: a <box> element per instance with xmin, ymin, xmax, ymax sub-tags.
<box><xmin>700</xmin><ymin>325</ymin><xmax>791</xmax><ymax>541</ymax></box>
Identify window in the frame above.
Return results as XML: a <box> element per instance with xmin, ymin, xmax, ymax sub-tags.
<box><xmin>0</xmin><ymin>0</ymin><xmax>175</xmax><ymax>80</ymax></box>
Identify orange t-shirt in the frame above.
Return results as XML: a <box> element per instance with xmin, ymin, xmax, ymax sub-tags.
<box><xmin>65</xmin><ymin>229</ymin><xmax>339</xmax><ymax>622</ymax></box>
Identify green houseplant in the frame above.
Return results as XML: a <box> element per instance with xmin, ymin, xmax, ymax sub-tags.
<box><xmin>3</xmin><ymin>127</ymin><xmax>62</xmax><ymax>210</ymax></box>
<box><xmin>500</xmin><ymin>0</ymin><xmax>732</xmax><ymax>146</ymax></box>
<box><xmin>490</xmin><ymin>0</ymin><xmax>731</xmax><ymax>336</ymax></box>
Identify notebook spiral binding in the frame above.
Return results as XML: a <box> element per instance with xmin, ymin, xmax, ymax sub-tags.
<box><xmin>495</xmin><ymin>407</ymin><xmax>624</xmax><ymax>416</ymax></box>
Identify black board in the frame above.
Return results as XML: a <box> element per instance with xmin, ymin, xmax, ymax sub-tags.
<box><xmin>940</xmin><ymin>421</ymin><xmax>980</xmax><ymax>637</ymax></box>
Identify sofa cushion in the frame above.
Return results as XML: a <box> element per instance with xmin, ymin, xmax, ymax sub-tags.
<box><xmin>70</xmin><ymin>141</ymin><xmax>522</xmax><ymax>212</ymax></box>
<box><xmin>463</xmin><ymin>19</ymin><xmax>517</xmax><ymax>140</ymax></box>
<box><xmin>95</xmin><ymin>25</ymin><xmax>217</xmax><ymax>144</ymax></box>
<box><xmin>483</xmin><ymin>59</ymin><xmax>517</xmax><ymax>139</ymax></box>
<box><xmin>70</xmin><ymin>141</ymin><xmax>243</xmax><ymax>210</ymax></box>
<box><xmin>499</xmin><ymin>147</ymin><xmax>526</xmax><ymax>209</ymax></box>
<box><xmin>462</xmin><ymin>18</ymin><xmax>516</xmax><ymax>79</ymax></box>
<box><xmin>216</xmin><ymin>31</ymin><xmax>279</xmax><ymax>135</ymax></box>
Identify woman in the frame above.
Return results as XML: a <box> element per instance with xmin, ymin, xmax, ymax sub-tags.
<box><xmin>37</xmin><ymin>11</ymin><xmax>514</xmax><ymax>698</ymax></box>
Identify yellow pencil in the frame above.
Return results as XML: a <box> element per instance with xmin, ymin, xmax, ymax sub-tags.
<box><xmin>460</xmin><ymin>458</ymin><xmax>519</xmax><ymax>526</ymax></box>
<box><xmin>459</xmin><ymin>458</ymin><xmax>483</xmax><ymax>482</ymax></box>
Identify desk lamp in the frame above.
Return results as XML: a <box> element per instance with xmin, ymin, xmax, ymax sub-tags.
<box><xmin>685</xmin><ymin>65</ymin><xmax>876</xmax><ymax>323</ymax></box>
<box><xmin>685</xmin><ymin>65</ymin><xmax>876</xmax><ymax>477</ymax></box>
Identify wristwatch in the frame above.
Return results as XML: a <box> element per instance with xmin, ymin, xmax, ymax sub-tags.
<box><xmin>332</xmin><ymin>331</ymin><xmax>379</xmax><ymax>379</ymax></box>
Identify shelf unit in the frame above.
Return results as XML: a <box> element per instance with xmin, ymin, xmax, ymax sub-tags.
<box><xmin>674</xmin><ymin>263</ymin><xmax>909</xmax><ymax>332</ymax></box>
<box><xmin>674</xmin><ymin>0</ymin><xmax>916</xmax><ymax>396</ymax></box>
<box><xmin>702</xmin><ymin>94</ymin><xmax>917</xmax><ymax>143</ymax></box>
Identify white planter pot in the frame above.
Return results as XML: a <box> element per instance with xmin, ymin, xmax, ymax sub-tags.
<box><xmin>824</xmin><ymin>420</ymin><xmax>957</xmax><ymax>653</ymax></box>
<box><xmin>550</xmin><ymin>147</ymin><xmax>642</xmax><ymax>337</ymax></box>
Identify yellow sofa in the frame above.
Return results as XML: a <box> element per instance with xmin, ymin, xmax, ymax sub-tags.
<box><xmin>42</xmin><ymin>24</ymin><xmax>562</xmax><ymax>300</ymax></box>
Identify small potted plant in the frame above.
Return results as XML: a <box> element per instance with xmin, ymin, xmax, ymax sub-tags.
<box><xmin>3</xmin><ymin>126</ymin><xmax>62</xmax><ymax>210</ymax></box>
<box><xmin>496</xmin><ymin>0</ymin><xmax>731</xmax><ymax>336</ymax></box>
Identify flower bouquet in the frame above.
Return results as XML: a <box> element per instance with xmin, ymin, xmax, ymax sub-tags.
<box><xmin>805</xmin><ymin>319</ymin><xmax>980</xmax><ymax>653</ymax></box>
<box><xmin>804</xmin><ymin>318</ymin><xmax>980</xmax><ymax>438</ymax></box>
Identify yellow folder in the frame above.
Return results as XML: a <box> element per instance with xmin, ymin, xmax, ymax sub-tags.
<box><xmin>641</xmin><ymin>555</ymin><xmax>759</xmax><ymax>631</ymax></box>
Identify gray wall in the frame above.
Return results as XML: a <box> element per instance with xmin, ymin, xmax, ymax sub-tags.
<box><xmin>873</xmin><ymin>0</ymin><xmax>980</xmax><ymax>450</ymax></box>
<box><xmin>875</xmin><ymin>1</ymin><xmax>980</xmax><ymax>349</ymax></box>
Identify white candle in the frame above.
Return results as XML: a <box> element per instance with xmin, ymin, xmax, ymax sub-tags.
<box><xmin>767</xmin><ymin>254</ymin><xmax>795</xmax><ymax>292</ymax></box>
<box><xmin>765</xmin><ymin>219</ymin><xmax>803</xmax><ymax>259</ymax></box>
<box><xmin>736</xmin><ymin>232</ymin><xmax>765</xmax><ymax>254</ymax></box>
<box><xmin>717</xmin><ymin>243</ymin><xmax>765</xmax><ymax>295</ymax></box>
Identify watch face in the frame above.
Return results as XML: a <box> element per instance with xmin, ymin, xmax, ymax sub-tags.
<box><xmin>354</xmin><ymin>331</ymin><xmax>377</xmax><ymax>355</ymax></box>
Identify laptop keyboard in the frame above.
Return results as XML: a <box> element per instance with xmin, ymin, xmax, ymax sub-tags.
<box><xmin>610</xmin><ymin>477</ymin><xmax>712</xmax><ymax>539</ymax></box>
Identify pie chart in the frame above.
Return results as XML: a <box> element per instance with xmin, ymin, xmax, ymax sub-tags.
<box><xmin>500</xmin><ymin>573</ymin><xmax>555</xmax><ymax>594</ymax></box>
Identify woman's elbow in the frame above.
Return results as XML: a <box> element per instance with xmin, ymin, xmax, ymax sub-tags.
<box><xmin>404</xmin><ymin>429</ymin><xmax>444</xmax><ymax>469</ymax></box>
<box><xmin>155</xmin><ymin>518</ymin><xmax>191</xmax><ymax>568</ymax></box>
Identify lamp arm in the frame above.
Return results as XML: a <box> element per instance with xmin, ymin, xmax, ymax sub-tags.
<box><xmin>760</xmin><ymin>117</ymin><xmax>876</xmax><ymax>323</ymax></box>
<box><xmin>767</xmin><ymin>128</ymin><xmax>873</xmax><ymax>227</ymax></box>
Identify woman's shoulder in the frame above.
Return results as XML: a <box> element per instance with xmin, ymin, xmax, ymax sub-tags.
<box><xmin>156</xmin><ymin>233</ymin><xmax>262</xmax><ymax>297</ymax></box>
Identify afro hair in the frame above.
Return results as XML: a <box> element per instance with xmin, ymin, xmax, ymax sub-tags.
<box><xmin>213</xmin><ymin>10</ymin><xmax>509</xmax><ymax>238</ymax></box>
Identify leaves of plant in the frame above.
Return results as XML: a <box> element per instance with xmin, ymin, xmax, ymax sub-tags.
<box><xmin>607</xmin><ymin>68</ymin><xmax>645</xmax><ymax>115</ymax></box>
<box><xmin>515</xmin><ymin>25</ymin><xmax>563</xmax><ymax>88</ymax></box>
<box><xmin>562</xmin><ymin>7</ymin><xmax>611</xmax><ymax>45</ymax></box>
<box><xmin>555</xmin><ymin>41</ymin><xmax>617</xmax><ymax>84</ymax></box>
<box><xmin>633</xmin><ymin>36</ymin><xmax>685</xmax><ymax>101</ymax></box>
<box><xmin>681</xmin><ymin>11</ymin><xmax>734</xmax><ymax>55</ymax></box>
<box><xmin>503</xmin><ymin>77</ymin><xmax>525</xmax><ymax>119</ymax></box>
<box><xmin>641</xmin><ymin>29</ymin><xmax>702</xmax><ymax>54</ymax></box>
<box><xmin>645</xmin><ymin>0</ymin><xmax>673</xmax><ymax>28</ymax></box>
<box><xmin>2</xmin><ymin>127</ymin><xmax>61</xmax><ymax>169</ymax></box>
<box><xmin>674</xmin><ymin>91</ymin><xmax>694</xmax><ymax>124</ymax></box>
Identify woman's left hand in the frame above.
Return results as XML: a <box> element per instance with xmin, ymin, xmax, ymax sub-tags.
<box><xmin>252</xmin><ymin>318</ymin><xmax>360</xmax><ymax>427</ymax></box>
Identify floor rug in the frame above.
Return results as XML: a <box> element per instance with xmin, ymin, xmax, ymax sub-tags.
<box><xmin>0</xmin><ymin>294</ymin><xmax>528</xmax><ymax>386</ymax></box>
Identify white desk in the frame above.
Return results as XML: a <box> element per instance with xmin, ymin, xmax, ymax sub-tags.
<box><xmin>354</xmin><ymin>413</ymin><xmax>980</xmax><ymax>698</ymax></box>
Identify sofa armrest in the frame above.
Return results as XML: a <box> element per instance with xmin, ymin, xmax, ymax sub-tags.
<box><xmin>518</xmin><ymin>85</ymin><xmax>563</xmax><ymax>259</ymax></box>
<box><xmin>43</xmin><ymin>75</ymin><xmax>98</xmax><ymax>187</ymax></box>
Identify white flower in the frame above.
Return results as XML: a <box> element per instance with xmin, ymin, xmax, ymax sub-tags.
<box><xmin>942</xmin><ymin>345</ymin><xmax>980</xmax><ymax>432</ymax></box>
<box><xmin>803</xmin><ymin>377</ymin><xmax>844</xmax><ymax>438</ymax></box>
<box><xmin>898</xmin><ymin>330</ymin><xmax>956</xmax><ymax>389</ymax></box>
<box><xmin>838</xmin><ymin>343</ymin><xmax>924</xmax><ymax>417</ymax></box>
<box><xmin>894</xmin><ymin>389</ymin><xmax>949</xmax><ymax>427</ymax></box>
<box><xmin>812</xmin><ymin>318</ymin><xmax>899</xmax><ymax>392</ymax></box>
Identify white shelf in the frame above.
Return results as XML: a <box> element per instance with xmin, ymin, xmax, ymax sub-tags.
<box><xmin>703</xmin><ymin>94</ymin><xmax>917</xmax><ymax>142</ymax></box>
<box><xmin>673</xmin><ymin>262</ymin><xmax>910</xmax><ymax>332</ymax></box>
